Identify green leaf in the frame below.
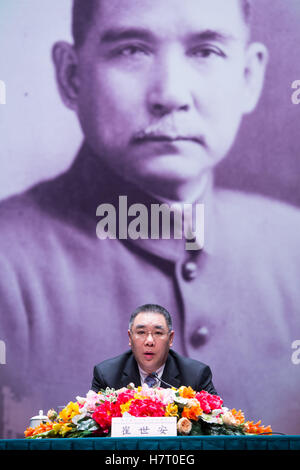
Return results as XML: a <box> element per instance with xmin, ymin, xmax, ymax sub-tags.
<box><xmin>26</xmin><ymin>429</ymin><xmax>58</xmax><ymax>439</ymax></box>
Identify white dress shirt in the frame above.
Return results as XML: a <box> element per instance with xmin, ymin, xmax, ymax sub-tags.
<box><xmin>138</xmin><ymin>363</ymin><xmax>165</xmax><ymax>387</ymax></box>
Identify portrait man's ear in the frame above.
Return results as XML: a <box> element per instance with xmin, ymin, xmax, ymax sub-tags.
<box><xmin>242</xmin><ymin>42</ymin><xmax>269</xmax><ymax>114</ymax></box>
<box><xmin>52</xmin><ymin>41</ymin><xmax>80</xmax><ymax>111</ymax></box>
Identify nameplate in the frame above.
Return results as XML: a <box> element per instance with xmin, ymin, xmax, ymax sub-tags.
<box><xmin>111</xmin><ymin>416</ymin><xmax>177</xmax><ymax>437</ymax></box>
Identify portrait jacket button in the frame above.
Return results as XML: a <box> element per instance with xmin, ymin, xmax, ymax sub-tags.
<box><xmin>181</xmin><ymin>261</ymin><xmax>197</xmax><ymax>281</ymax></box>
<box><xmin>190</xmin><ymin>326</ymin><xmax>210</xmax><ymax>347</ymax></box>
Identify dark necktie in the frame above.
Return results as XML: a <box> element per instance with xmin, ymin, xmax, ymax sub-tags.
<box><xmin>144</xmin><ymin>374</ymin><xmax>157</xmax><ymax>388</ymax></box>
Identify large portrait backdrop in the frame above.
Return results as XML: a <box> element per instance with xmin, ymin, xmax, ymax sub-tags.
<box><xmin>0</xmin><ymin>0</ymin><xmax>300</xmax><ymax>438</ymax></box>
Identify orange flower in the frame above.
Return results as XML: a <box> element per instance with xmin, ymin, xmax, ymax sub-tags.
<box><xmin>182</xmin><ymin>401</ymin><xmax>203</xmax><ymax>421</ymax></box>
<box><xmin>24</xmin><ymin>421</ymin><xmax>53</xmax><ymax>437</ymax></box>
<box><xmin>245</xmin><ymin>420</ymin><xmax>272</xmax><ymax>435</ymax></box>
<box><xmin>178</xmin><ymin>386</ymin><xmax>196</xmax><ymax>399</ymax></box>
<box><xmin>230</xmin><ymin>409</ymin><xmax>245</xmax><ymax>425</ymax></box>
<box><xmin>24</xmin><ymin>427</ymin><xmax>35</xmax><ymax>437</ymax></box>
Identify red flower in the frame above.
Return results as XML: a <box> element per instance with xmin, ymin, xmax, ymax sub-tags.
<box><xmin>128</xmin><ymin>398</ymin><xmax>166</xmax><ymax>417</ymax></box>
<box><xmin>92</xmin><ymin>401</ymin><xmax>122</xmax><ymax>434</ymax></box>
<box><xmin>116</xmin><ymin>390</ymin><xmax>135</xmax><ymax>405</ymax></box>
<box><xmin>92</xmin><ymin>396</ymin><xmax>166</xmax><ymax>434</ymax></box>
<box><xmin>195</xmin><ymin>391</ymin><xmax>223</xmax><ymax>414</ymax></box>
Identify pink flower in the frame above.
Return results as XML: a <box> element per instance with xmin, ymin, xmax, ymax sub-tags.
<box><xmin>76</xmin><ymin>390</ymin><xmax>104</xmax><ymax>412</ymax></box>
<box><xmin>195</xmin><ymin>391</ymin><xmax>223</xmax><ymax>414</ymax></box>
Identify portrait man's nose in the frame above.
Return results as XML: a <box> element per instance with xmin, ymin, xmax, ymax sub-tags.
<box><xmin>147</xmin><ymin>52</ymin><xmax>192</xmax><ymax>118</ymax></box>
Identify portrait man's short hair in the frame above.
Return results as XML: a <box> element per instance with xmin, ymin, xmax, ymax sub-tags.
<box><xmin>72</xmin><ymin>0</ymin><xmax>97</xmax><ymax>48</ymax></box>
<box><xmin>71</xmin><ymin>0</ymin><xmax>252</xmax><ymax>48</ymax></box>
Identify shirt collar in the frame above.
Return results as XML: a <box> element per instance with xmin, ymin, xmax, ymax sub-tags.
<box><xmin>138</xmin><ymin>363</ymin><xmax>165</xmax><ymax>385</ymax></box>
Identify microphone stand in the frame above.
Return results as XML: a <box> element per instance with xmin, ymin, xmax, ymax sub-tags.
<box><xmin>150</xmin><ymin>372</ymin><xmax>175</xmax><ymax>388</ymax></box>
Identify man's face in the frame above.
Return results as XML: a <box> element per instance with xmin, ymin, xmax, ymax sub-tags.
<box><xmin>128</xmin><ymin>312</ymin><xmax>174</xmax><ymax>374</ymax></box>
<box><xmin>70</xmin><ymin>0</ymin><xmax>265</xmax><ymax>200</ymax></box>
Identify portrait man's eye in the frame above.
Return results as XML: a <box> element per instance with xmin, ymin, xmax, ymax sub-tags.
<box><xmin>189</xmin><ymin>45</ymin><xmax>227</xmax><ymax>59</ymax></box>
<box><xmin>114</xmin><ymin>44</ymin><xmax>151</xmax><ymax>58</ymax></box>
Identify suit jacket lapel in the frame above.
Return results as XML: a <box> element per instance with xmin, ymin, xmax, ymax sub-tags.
<box><xmin>121</xmin><ymin>353</ymin><xmax>141</xmax><ymax>388</ymax></box>
<box><xmin>161</xmin><ymin>352</ymin><xmax>182</xmax><ymax>389</ymax></box>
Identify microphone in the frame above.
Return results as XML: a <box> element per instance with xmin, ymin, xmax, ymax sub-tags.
<box><xmin>150</xmin><ymin>372</ymin><xmax>175</xmax><ymax>389</ymax></box>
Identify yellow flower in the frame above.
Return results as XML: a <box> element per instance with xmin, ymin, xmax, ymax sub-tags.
<box><xmin>120</xmin><ymin>400</ymin><xmax>133</xmax><ymax>414</ymax></box>
<box><xmin>165</xmin><ymin>403</ymin><xmax>179</xmax><ymax>417</ymax></box>
<box><xmin>58</xmin><ymin>401</ymin><xmax>80</xmax><ymax>423</ymax></box>
<box><xmin>134</xmin><ymin>392</ymin><xmax>150</xmax><ymax>400</ymax></box>
<box><xmin>53</xmin><ymin>422</ymin><xmax>73</xmax><ymax>436</ymax></box>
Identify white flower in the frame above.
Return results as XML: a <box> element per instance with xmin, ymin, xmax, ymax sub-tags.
<box><xmin>140</xmin><ymin>383</ymin><xmax>156</xmax><ymax>398</ymax></box>
<box><xmin>200</xmin><ymin>409</ymin><xmax>224</xmax><ymax>424</ymax></box>
<box><xmin>155</xmin><ymin>388</ymin><xmax>177</xmax><ymax>405</ymax></box>
<box><xmin>174</xmin><ymin>396</ymin><xmax>189</xmax><ymax>407</ymax></box>
<box><xmin>72</xmin><ymin>413</ymin><xmax>87</xmax><ymax>425</ymax></box>
<box><xmin>221</xmin><ymin>411</ymin><xmax>238</xmax><ymax>426</ymax></box>
<box><xmin>186</xmin><ymin>398</ymin><xmax>200</xmax><ymax>408</ymax></box>
<box><xmin>76</xmin><ymin>395</ymin><xmax>87</xmax><ymax>405</ymax></box>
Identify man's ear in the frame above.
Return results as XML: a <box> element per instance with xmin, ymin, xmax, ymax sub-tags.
<box><xmin>128</xmin><ymin>330</ymin><xmax>132</xmax><ymax>347</ymax></box>
<box><xmin>52</xmin><ymin>41</ymin><xmax>80</xmax><ymax>111</ymax></box>
<box><xmin>169</xmin><ymin>330</ymin><xmax>175</xmax><ymax>347</ymax></box>
<box><xmin>242</xmin><ymin>42</ymin><xmax>269</xmax><ymax>114</ymax></box>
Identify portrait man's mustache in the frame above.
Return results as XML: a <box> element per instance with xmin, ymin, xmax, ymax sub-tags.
<box><xmin>132</xmin><ymin>118</ymin><xmax>207</xmax><ymax>147</ymax></box>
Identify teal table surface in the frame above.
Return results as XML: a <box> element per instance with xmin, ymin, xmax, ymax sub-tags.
<box><xmin>0</xmin><ymin>435</ymin><xmax>300</xmax><ymax>451</ymax></box>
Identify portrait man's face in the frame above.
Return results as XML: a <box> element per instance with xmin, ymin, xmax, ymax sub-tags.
<box><xmin>128</xmin><ymin>312</ymin><xmax>174</xmax><ymax>374</ymax></box>
<box><xmin>54</xmin><ymin>0</ymin><xmax>267</xmax><ymax>201</ymax></box>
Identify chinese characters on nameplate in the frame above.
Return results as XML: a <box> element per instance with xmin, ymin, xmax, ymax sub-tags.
<box><xmin>111</xmin><ymin>417</ymin><xmax>177</xmax><ymax>437</ymax></box>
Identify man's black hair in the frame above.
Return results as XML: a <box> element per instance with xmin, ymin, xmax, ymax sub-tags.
<box><xmin>129</xmin><ymin>304</ymin><xmax>173</xmax><ymax>331</ymax></box>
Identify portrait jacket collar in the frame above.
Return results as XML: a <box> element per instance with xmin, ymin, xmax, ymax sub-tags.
<box><xmin>38</xmin><ymin>141</ymin><xmax>216</xmax><ymax>262</ymax></box>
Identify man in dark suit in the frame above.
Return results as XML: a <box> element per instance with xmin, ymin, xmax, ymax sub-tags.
<box><xmin>91</xmin><ymin>304</ymin><xmax>217</xmax><ymax>394</ymax></box>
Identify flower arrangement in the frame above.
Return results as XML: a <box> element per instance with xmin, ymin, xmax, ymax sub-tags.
<box><xmin>24</xmin><ymin>384</ymin><xmax>272</xmax><ymax>439</ymax></box>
